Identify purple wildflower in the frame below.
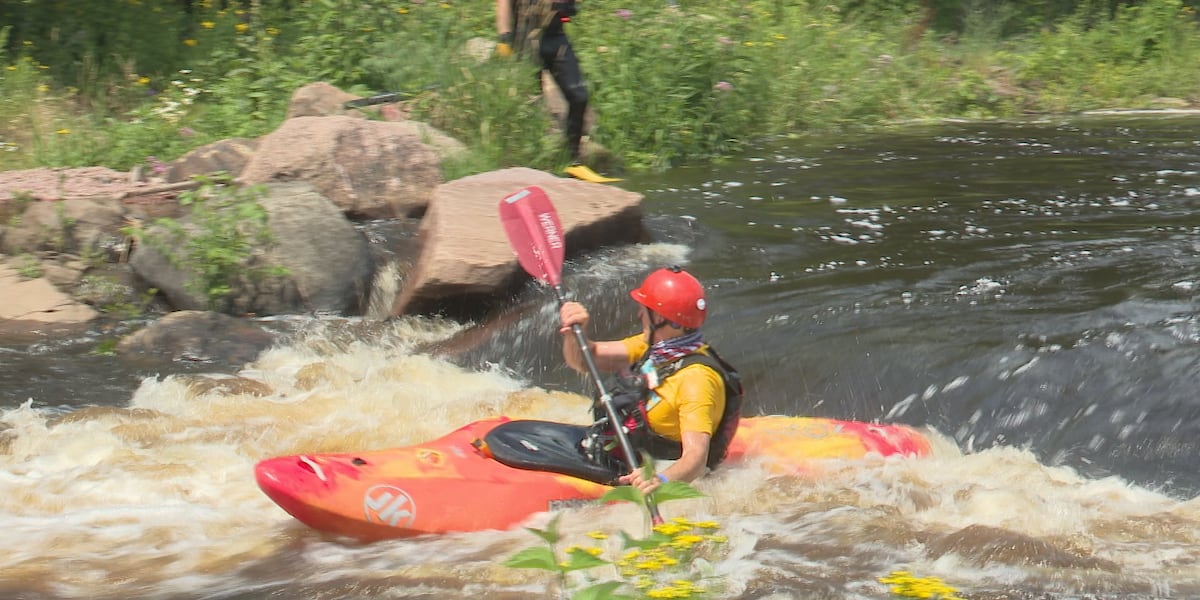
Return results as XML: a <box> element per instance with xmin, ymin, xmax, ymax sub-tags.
<box><xmin>147</xmin><ymin>156</ymin><xmax>168</xmax><ymax>175</ymax></box>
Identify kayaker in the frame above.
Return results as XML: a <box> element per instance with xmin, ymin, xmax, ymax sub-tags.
<box><xmin>559</xmin><ymin>266</ymin><xmax>743</xmax><ymax>495</ymax></box>
<box><xmin>496</xmin><ymin>0</ymin><xmax>608</xmax><ymax>183</ymax></box>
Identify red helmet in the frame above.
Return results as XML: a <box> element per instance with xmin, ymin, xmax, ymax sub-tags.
<box><xmin>629</xmin><ymin>267</ymin><xmax>707</xmax><ymax>329</ymax></box>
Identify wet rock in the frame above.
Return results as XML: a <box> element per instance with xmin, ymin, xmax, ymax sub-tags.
<box><xmin>927</xmin><ymin>524</ymin><xmax>1120</xmax><ymax>570</ymax></box>
<box><xmin>116</xmin><ymin>310</ymin><xmax>276</xmax><ymax>367</ymax></box>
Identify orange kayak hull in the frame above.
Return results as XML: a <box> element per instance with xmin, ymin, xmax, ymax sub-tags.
<box><xmin>255</xmin><ymin>416</ymin><xmax>930</xmax><ymax>541</ymax></box>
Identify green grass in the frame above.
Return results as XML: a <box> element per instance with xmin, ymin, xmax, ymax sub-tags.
<box><xmin>2</xmin><ymin>0</ymin><xmax>1199</xmax><ymax>176</ymax></box>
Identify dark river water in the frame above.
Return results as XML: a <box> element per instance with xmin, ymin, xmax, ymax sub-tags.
<box><xmin>1</xmin><ymin>113</ymin><xmax>1198</xmax><ymax>599</ymax></box>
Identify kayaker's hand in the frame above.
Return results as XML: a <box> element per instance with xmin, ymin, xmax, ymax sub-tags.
<box><xmin>619</xmin><ymin>470</ymin><xmax>663</xmax><ymax>496</ymax></box>
<box><xmin>560</xmin><ymin>301</ymin><xmax>589</xmax><ymax>335</ymax></box>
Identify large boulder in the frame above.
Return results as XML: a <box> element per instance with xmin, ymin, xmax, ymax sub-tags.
<box><xmin>259</xmin><ymin>182</ymin><xmax>375</xmax><ymax>314</ymax></box>
<box><xmin>237</xmin><ymin>115</ymin><xmax>463</xmax><ymax>219</ymax></box>
<box><xmin>129</xmin><ymin>182</ymin><xmax>374</xmax><ymax>316</ymax></box>
<box><xmin>389</xmin><ymin>167</ymin><xmax>644</xmax><ymax>319</ymax></box>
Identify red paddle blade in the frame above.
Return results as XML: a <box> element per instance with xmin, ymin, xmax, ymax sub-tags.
<box><xmin>499</xmin><ymin>186</ymin><xmax>566</xmax><ymax>287</ymax></box>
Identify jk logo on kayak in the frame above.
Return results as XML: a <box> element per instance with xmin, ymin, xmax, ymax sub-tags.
<box><xmin>363</xmin><ymin>485</ymin><xmax>417</xmax><ymax>528</ymax></box>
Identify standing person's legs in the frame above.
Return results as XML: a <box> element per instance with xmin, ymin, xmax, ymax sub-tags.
<box><xmin>540</xmin><ymin>33</ymin><xmax>588</xmax><ymax>162</ymax></box>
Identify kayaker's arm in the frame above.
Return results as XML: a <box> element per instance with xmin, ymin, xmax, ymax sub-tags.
<box><xmin>559</xmin><ymin>301</ymin><xmax>629</xmax><ymax>373</ymax></box>
<box><xmin>663</xmin><ymin>430</ymin><xmax>711</xmax><ymax>483</ymax></box>
<box><xmin>621</xmin><ymin>431</ymin><xmax>711</xmax><ymax>494</ymax></box>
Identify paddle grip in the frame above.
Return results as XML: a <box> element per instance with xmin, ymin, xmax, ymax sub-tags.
<box><xmin>555</xmin><ymin>285</ymin><xmax>664</xmax><ymax>525</ymax></box>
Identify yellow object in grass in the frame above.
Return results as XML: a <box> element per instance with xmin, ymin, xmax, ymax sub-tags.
<box><xmin>564</xmin><ymin>163</ymin><xmax>622</xmax><ymax>183</ymax></box>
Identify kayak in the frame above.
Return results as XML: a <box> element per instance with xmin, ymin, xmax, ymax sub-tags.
<box><xmin>255</xmin><ymin>415</ymin><xmax>931</xmax><ymax>541</ymax></box>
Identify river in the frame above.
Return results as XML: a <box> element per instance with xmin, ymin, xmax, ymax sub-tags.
<box><xmin>1</xmin><ymin>113</ymin><xmax>1198</xmax><ymax>599</ymax></box>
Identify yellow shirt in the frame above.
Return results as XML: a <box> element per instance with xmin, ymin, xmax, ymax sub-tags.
<box><xmin>620</xmin><ymin>335</ymin><xmax>725</xmax><ymax>442</ymax></box>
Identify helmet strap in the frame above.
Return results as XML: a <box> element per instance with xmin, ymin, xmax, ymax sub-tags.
<box><xmin>645</xmin><ymin>310</ymin><xmax>679</xmax><ymax>342</ymax></box>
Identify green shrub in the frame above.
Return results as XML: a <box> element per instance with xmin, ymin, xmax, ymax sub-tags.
<box><xmin>125</xmin><ymin>174</ymin><xmax>287</xmax><ymax>312</ymax></box>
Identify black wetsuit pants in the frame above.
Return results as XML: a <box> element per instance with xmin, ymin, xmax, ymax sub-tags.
<box><xmin>537</xmin><ymin>30</ymin><xmax>588</xmax><ymax>162</ymax></box>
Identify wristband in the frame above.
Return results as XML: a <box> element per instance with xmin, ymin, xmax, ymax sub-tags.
<box><xmin>656</xmin><ymin>473</ymin><xmax>668</xmax><ymax>484</ymax></box>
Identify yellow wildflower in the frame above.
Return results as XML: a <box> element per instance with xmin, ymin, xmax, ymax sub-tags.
<box><xmin>397</xmin><ymin>7</ymin><xmax>409</xmax><ymax>14</ymax></box>
<box><xmin>235</xmin><ymin>23</ymin><xmax>249</xmax><ymax>33</ymax></box>
<box><xmin>137</xmin><ymin>76</ymin><xmax>150</xmax><ymax>85</ymax></box>
<box><xmin>37</xmin><ymin>84</ymin><xmax>48</xmax><ymax>92</ymax></box>
<box><xmin>653</xmin><ymin>522</ymin><xmax>688</xmax><ymax>536</ymax></box>
<box><xmin>586</xmin><ymin>531</ymin><xmax>608</xmax><ymax>540</ymax></box>
<box><xmin>635</xmin><ymin>558</ymin><xmax>664</xmax><ymax>571</ymax></box>
<box><xmin>201</xmin><ymin>21</ymin><xmax>215</xmax><ymax>29</ymax></box>
<box><xmin>56</xmin><ymin>129</ymin><xmax>70</xmax><ymax>135</ymax></box>
<box><xmin>670</xmin><ymin>534</ymin><xmax>705</xmax><ymax>549</ymax></box>
<box><xmin>183</xmin><ymin>39</ymin><xmax>198</xmax><ymax>47</ymax></box>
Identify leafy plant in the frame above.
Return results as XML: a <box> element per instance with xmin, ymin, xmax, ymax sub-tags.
<box><xmin>124</xmin><ymin>173</ymin><xmax>287</xmax><ymax>312</ymax></box>
<box><xmin>505</xmin><ymin>472</ymin><xmax>722</xmax><ymax>600</ymax></box>
<box><xmin>91</xmin><ymin>337</ymin><xmax>119</xmax><ymax>356</ymax></box>
<box><xmin>16</xmin><ymin>253</ymin><xmax>42</xmax><ymax>279</ymax></box>
<box><xmin>76</xmin><ymin>274</ymin><xmax>158</xmax><ymax>319</ymax></box>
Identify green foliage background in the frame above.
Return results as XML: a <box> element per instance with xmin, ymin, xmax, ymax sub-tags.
<box><xmin>2</xmin><ymin>0</ymin><xmax>1199</xmax><ymax>175</ymax></box>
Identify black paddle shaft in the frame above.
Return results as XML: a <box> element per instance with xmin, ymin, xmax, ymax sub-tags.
<box><xmin>554</xmin><ymin>284</ymin><xmax>664</xmax><ymax>524</ymax></box>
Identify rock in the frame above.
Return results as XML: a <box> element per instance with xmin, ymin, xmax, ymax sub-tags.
<box><xmin>164</xmin><ymin>138</ymin><xmax>258</xmax><ymax>183</ymax></box>
<box><xmin>39</xmin><ymin>261</ymin><xmax>85</xmax><ymax>288</ymax></box>
<box><xmin>128</xmin><ymin>182</ymin><xmax>374</xmax><ymax>316</ymax></box>
<box><xmin>0</xmin><ymin>197</ymin><xmax>125</xmax><ymax>256</ymax></box>
<box><xmin>256</xmin><ymin>182</ymin><xmax>374</xmax><ymax>315</ymax></box>
<box><xmin>238</xmin><ymin>115</ymin><xmax>463</xmax><ymax>219</ymax></box>
<box><xmin>389</xmin><ymin>167</ymin><xmax>644</xmax><ymax>318</ymax></box>
<box><xmin>0</xmin><ymin>166</ymin><xmax>135</xmax><ymax>202</ymax></box>
<box><xmin>116</xmin><ymin>310</ymin><xmax>276</xmax><ymax>367</ymax></box>
<box><xmin>0</xmin><ymin>262</ymin><xmax>99</xmax><ymax>326</ymax></box>
<box><xmin>127</xmin><ymin>219</ymin><xmax>209</xmax><ymax>312</ymax></box>
<box><xmin>285</xmin><ymin>81</ymin><xmax>366</xmax><ymax>119</ymax></box>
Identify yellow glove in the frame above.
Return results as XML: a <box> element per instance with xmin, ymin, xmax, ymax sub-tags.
<box><xmin>496</xmin><ymin>32</ymin><xmax>514</xmax><ymax>58</ymax></box>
